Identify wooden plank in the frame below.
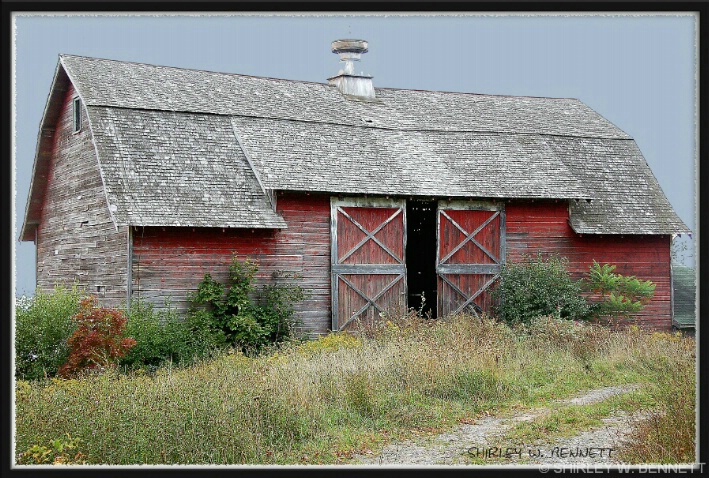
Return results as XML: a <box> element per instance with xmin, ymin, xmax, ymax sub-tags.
<box><xmin>35</xmin><ymin>81</ymin><xmax>128</xmax><ymax>308</ymax></box>
<box><xmin>332</xmin><ymin>264</ymin><xmax>405</xmax><ymax>274</ymax></box>
<box><xmin>437</xmin><ymin>264</ymin><xmax>501</xmax><ymax>275</ymax></box>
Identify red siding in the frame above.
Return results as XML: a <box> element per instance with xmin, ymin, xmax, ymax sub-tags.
<box><xmin>506</xmin><ymin>200</ymin><xmax>672</xmax><ymax>330</ymax></box>
<box><xmin>131</xmin><ymin>192</ymin><xmax>331</xmax><ymax>335</ymax></box>
<box><xmin>131</xmin><ymin>195</ymin><xmax>672</xmax><ymax>334</ymax></box>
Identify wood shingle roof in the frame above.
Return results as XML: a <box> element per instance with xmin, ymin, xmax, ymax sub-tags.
<box><xmin>23</xmin><ymin>54</ymin><xmax>690</xmax><ymax>237</ymax></box>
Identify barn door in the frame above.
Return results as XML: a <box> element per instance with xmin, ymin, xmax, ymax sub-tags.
<box><xmin>331</xmin><ymin>198</ymin><xmax>407</xmax><ymax>330</ymax></box>
<box><xmin>436</xmin><ymin>201</ymin><xmax>505</xmax><ymax>317</ymax></box>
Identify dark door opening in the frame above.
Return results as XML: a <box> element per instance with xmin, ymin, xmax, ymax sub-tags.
<box><xmin>406</xmin><ymin>200</ymin><xmax>438</xmax><ymax>318</ymax></box>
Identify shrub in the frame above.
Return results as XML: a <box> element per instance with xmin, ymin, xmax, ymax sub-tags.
<box><xmin>189</xmin><ymin>257</ymin><xmax>305</xmax><ymax>352</ymax></box>
<box><xmin>120</xmin><ymin>300</ymin><xmax>223</xmax><ymax>370</ymax></box>
<box><xmin>493</xmin><ymin>254</ymin><xmax>590</xmax><ymax>325</ymax></box>
<box><xmin>58</xmin><ymin>297</ymin><xmax>136</xmax><ymax>378</ymax></box>
<box><xmin>15</xmin><ymin>285</ymin><xmax>84</xmax><ymax>380</ymax></box>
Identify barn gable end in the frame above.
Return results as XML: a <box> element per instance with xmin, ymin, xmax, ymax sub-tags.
<box><xmin>24</xmin><ymin>75</ymin><xmax>129</xmax><ymax>305</ymax></box>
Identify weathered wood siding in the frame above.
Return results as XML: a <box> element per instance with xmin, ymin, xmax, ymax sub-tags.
<box><xmin>131</xmin><ymin>192</ymin><xmax>331</xmax><ymax>336</ymax></box>
<box><xmin>35</xmin><ymin>83</ymin><xmax>128</xmax><ymax>306</ymax></box>
<box><xmin>506</xmin><ymin>200</ymin><xmax>672</xmax><ymax>329</ymax></box>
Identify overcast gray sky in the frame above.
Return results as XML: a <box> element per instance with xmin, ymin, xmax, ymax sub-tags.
<box><xmin>12</xmin><ymin>13</ymin><xmax>698</xmax><ymax>296</ymax></box>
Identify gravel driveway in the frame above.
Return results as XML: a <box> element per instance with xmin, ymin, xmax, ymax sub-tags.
<box><xmin>354</xmin><ymin>384</ymin><xmax>646</xmax><ymax>467</ymax></box>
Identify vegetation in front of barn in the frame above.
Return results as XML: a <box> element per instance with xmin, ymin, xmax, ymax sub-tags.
<box><xmin>15</xmin><ymin>313</ymin><xmax>695</xmax><ymax>465</ymax></box>
<box><xmin>14</xmin><ymin>256</ymin><xmax>694</xmax><ymax>465</ymax></box>
<box><xmin>493</xmin><ymin>254</ymin><xmax>657</xmax><ymax>327</ymax></box>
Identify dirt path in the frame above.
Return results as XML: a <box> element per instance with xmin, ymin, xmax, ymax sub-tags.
<box><xmin>354</xmin><ymin>384</ymin><xmax>646</xmax><ymax>466</ymax></box>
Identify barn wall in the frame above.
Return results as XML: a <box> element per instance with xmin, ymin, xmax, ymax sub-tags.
<box><xmin>131</xmin><ymin>192</ymin><xmax>331</xmax><ymax>336</ymax></box>
<box><xmin>505</xmin><ymin>200</ymin><xmax>672</xmax><ymax>329</ymax></box>
<box><xmin>35</xmin><ymin>82</ymin><xmax>129</xmax><ymax>306</ymax></box>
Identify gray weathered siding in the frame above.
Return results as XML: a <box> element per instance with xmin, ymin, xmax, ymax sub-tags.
<box><xmin>35</xmin><ymin>82</ymin><xmax>128</xmax><ymax>306</ymax></box>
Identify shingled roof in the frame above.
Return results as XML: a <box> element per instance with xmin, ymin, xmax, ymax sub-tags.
<box><xmin>22</xmin><ymin>54</ymin><xmax>690</xmax><ymax>238</ymax></box>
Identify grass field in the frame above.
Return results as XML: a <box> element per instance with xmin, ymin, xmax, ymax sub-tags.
<box><xmin>14</xmin><ymin>313</ymin><xmax>696</xmax><ymax>465</ymax></box>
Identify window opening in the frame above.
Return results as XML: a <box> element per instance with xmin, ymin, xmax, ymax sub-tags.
<box><xmin>73</xmin><ymin>97</ymin><xmax>81</xmax><ymax>133</ymax></box>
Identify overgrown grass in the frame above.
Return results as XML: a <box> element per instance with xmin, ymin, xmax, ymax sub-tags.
<box><xmin>14</xmin><ymin>314</ymin><xmax>696</xmax><ymax>465</ymax></box>
<box><xmin>616</xmin><ymin>331</ymin><xmax>696</xmax><ymax>464</ymax></box>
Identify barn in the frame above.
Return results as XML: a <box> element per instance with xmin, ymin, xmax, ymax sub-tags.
<box><xmin>20</xmin><ymin>40</ymin><xmax>690</xmax><ymax>334</ymax></box>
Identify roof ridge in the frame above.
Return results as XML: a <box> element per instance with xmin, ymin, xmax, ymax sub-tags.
<box><xmin>59</xmin><ymin>53</ymin><xmax>334</xmax><ymax>88</ymax></box>
<box><xmin>60</xmin><ymin>53</ymin><xmax>579</xmax><ymax>102</ymax></box>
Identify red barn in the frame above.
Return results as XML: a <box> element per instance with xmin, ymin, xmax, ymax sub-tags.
<box><xmin>20</xmin><ymin>40</ymin><xmax>689</xmax><ymax>334</ymax></box>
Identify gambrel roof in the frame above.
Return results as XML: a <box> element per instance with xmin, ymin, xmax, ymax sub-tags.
<box><xmin>21</xmin><ymin>54</ymin><xmax>690</xmax><ymax>240</ymax></box>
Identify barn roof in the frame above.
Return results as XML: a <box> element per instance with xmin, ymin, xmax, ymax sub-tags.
<box><xmin>22</xmin><ymin>54</ymin><xmax>690</xmax><ymax>238</ymax></box>
<box><xmin>87</xmin><ymin>106</ymin><xmax>286</xmax><ymax>229</ymax></box>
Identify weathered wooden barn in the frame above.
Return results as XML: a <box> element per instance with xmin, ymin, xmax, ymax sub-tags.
<box><xmin>21</xmin><ymin>40</ymin><xmax>690</xmax><ymax>334</ymax></box>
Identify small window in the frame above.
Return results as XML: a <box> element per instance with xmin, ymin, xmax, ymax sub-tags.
<box><xmin>72</xmin><ymin>97</ymin><xmax>81</xmax><ymax>132</ymax></box>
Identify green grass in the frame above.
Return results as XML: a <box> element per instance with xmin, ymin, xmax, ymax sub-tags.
<box><xmin>500</xmin><ymin>389</ymin><xmax>656</xmax><ymax>445</ymax></box>
<box><xmin>14</xmin><ymin>314</ymin><xmax>696</xmax><ymax>465</ymax></box>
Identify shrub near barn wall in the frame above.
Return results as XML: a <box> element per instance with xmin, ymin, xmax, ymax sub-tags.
<box><xmin>493</xmin><ymin>254</ymin><xmax>589</xmax><ymax>325</ymax></box>
<box><xmin>15</xmin><ymin>285</ymin><xmax>83</xmax><ymax>380</ymax></box>
<box><xmin>58</xmin><ymin>297</ymin><xmax>136</xmax><ymax>378</ymax></box>
<box><xmin>506</xmin><ymin>201</ymin><xmax>673</xmax><ymax>329</ymax></box>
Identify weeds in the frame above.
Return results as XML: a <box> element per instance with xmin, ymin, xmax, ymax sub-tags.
<box><xmin>16</xmin><ymin>433</ymin><xmax>86</xmax><ymax>465</ymax></box>
<box><xmin>616</xmin><ymin>332</ymin><xmax>696</xmax><ymax>464</ymax></box>
<box><xmin>14</xmin><ymin>314</ymin><xmax>695</xmax><ymax>465</ymax></box>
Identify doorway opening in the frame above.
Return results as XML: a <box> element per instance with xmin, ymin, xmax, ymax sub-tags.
<box><xmin>406</xmin><ymin>200</ymin><xmax>438</xmax><ymax>318</ymax></box>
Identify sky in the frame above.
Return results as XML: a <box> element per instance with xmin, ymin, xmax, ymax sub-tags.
<box><xmin>11</xmin><ymin>12</ymin><xmax>698</xmax><ymax>297</ymax></box>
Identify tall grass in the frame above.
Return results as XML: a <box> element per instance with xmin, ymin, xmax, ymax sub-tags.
<box><xmin>14</xmin><ymin>314</ymin><xmax>696</xmax><ymax>465</ymax></box>
<box><xmin>616</xmin><ymin>331</ymin><xmax>696</xmax><ymax>464</ymax></box>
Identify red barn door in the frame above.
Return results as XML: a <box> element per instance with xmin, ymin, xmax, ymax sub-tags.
<box><xmin>437</xmin><ymin>201</ymin><xmax>505</xmax><ymax>317</ymax></box>
<box><xmin>331</xmin><ymin>198</ymin><xmax>407</xmax><ymax>330</ymax></box>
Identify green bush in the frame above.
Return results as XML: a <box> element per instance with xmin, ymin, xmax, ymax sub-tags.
<box><xmin>15</xmin><ymin>285</ymin><xmax>84</xmax><ymax>380</ymax></box>
<box><xmin>188</xmin><ymin>257</ymin><xmax>305</xmax><ymax>352</ymax></box>
<box><xmin>121</xmin><ymin>300</ymin><xmax>224</xmax><ymax>370</ymax></box>
<box><xmin>493</xmin><ymin>254</ymin><xmax>590</xmax><ymax>325</ymax></box>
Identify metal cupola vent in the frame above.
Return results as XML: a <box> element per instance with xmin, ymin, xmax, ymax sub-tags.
<box><xmin>327</xmin><ymin>39</ymin><xmax>375</xmax><ymax>100</ymax></box>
